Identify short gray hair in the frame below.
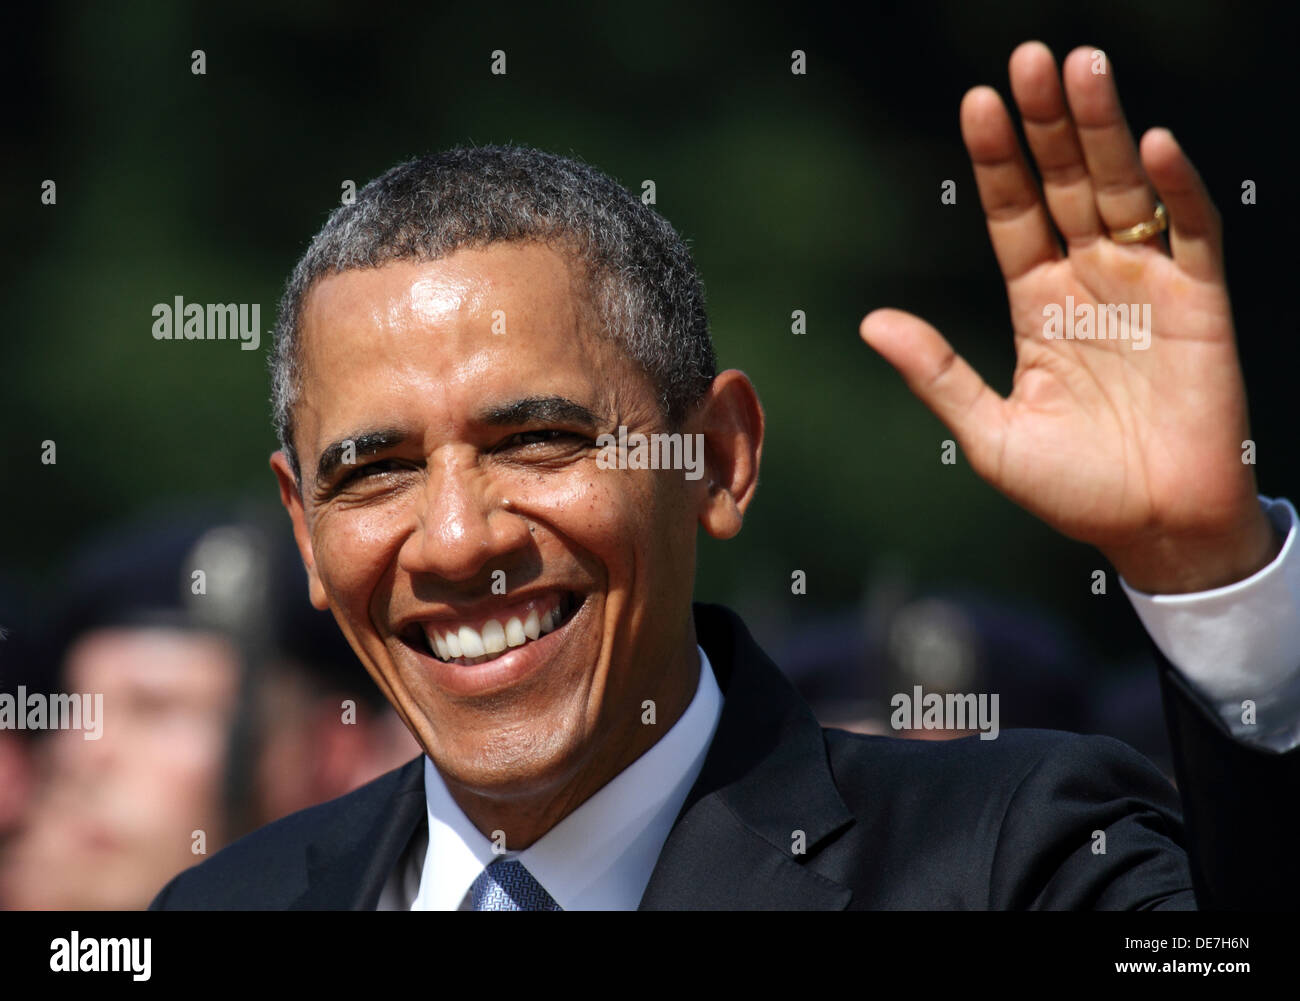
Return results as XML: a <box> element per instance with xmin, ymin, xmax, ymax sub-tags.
<box><xmin>270</xmin><ymin>144</ymin><xmax>716</xmax><ymax>481</ymax></box>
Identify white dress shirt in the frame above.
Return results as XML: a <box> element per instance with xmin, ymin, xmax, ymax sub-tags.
<box><xmin>381</xmin><ymin>494</ymin><xmax>1300</xmax><ymax>908</ymax></box>
<box><xmin>1122</xmin><ymin>495</ymin><xmax>1300</xmax><ymax>750</ymax></box>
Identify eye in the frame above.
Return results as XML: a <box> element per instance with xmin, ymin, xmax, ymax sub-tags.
<box><xmin>337</xmin><ymin>458</ymin><xmax>407</xmax><ymax>485</ymax></box>
<box><xmin>500</xmin><ymin>430</ymin><xmax>585</xmax><ymax>449</ymax></box>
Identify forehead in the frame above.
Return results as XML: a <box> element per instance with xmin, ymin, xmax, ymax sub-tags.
<box><xmin>307</xmin><ymin>238</ymin><xmax>584</xmax><ymax>325</ymax></box>
<box><xmin>66</xmin><ymin>628</ymin><xmax>241</xmax><ymax>695</ymax></box>
<box><xmin>294</xmin><ymin>244</ymin><xmax>647</xmax><ymax>451</ymax></box>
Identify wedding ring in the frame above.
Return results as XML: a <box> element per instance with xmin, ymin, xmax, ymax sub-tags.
<box><xmin>1109</xmin><ymin>202</ymin><xmax>1168</xmax><ymax>244</ymax></box>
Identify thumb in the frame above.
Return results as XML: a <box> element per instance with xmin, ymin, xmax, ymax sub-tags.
<box><xmin>859</xmin><ymin>308</ymin><xmax>1001</xmax><ymax>453</ymax></box>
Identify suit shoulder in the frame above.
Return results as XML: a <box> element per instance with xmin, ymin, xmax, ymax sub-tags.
<box><xmin>822</xmin><ymin>726</ymin><xmax>1173</xmax><ymax>812</ymax></box>
<box><xmin>150</xmin><ymin>755</ymin><xmax>423</xmax><ymax>910</ymax></box>
<box><xmin>815</xmin><ymin>727</ymin><xmax>1187</xmax><ymax>908</ymax></box>
<box><xmin>825</xmin><ymin>724</ymin><xmax>1092</xmax><ymax>770</ymax></box>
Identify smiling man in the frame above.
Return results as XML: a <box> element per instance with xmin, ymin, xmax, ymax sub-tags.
<box><xmin>278</xmin><ymin>242</ymin><xmax>729</xmax><ymax>861</ymax></box>
<box><xmin>152</xmin><ymin>43</ymin><xmax>1300</xmax><ymax>910</ymax></box>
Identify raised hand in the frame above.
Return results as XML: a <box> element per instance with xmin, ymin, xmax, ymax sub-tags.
<box><xmin>860</xmin><ymin>41</ymin><xmax>1279</xmax><ymax>594</ymax></box>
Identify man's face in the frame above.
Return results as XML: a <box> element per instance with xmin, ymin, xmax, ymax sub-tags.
<box><xmin>0</xmin><ymin>628</ymin><xmax>240</xmax><ymax>909</ymax></box>
<box><xmin>275</xmin><ymin>244</ymin><xmax>706</xmax><ymax>809</ymax></box>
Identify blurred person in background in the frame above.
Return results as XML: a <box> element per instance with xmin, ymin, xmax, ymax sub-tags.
<box><xmin>0</xmin><ymin>511</ymin><xmax>416</xmax><ymax>909</ymax></box>
<box><xmin>0</xmin><ymin>517</ymin><xmax>245</xmax><ymax>909</ymax></box>
<box><xmin>780</xmin><ymin>576</ymin><xmax>1173</xmax><ymax>775</ymax></box>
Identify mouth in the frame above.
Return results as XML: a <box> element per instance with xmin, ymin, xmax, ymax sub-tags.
<box><xmin>399</xmin><ymin>590</ymin><xmax>584</xmax><ymax>669</ymax></box>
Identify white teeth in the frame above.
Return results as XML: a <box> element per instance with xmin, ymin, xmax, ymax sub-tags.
<box><xmin>481</xmin><ymin>619</ymin><xmax>507</xmax><ymax>654</ymax></box>
<box><xmin>458</xmin><ymin>625</ymin><xmax>486</xmax><ymax>658</ymax></box>
<box><xmin>421</xmin><ymin>597</ymin><xmax>575</xmax><ymax>663</ymax></box>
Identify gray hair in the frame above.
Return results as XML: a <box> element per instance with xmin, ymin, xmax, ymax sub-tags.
<box><xmin>270</xmin><ymin>144</ymin><xmax>716</xmax><ymax>481</ymax></box>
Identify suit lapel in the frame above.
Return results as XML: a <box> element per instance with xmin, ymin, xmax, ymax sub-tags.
<box><xmin>293</xmin><ymin>754</ymin><xmax>427</xmax><ymax>909</ymax></box>
<box><xmin>639</xmin><ymin>604</ymin><xmax>856</xmax><ymax>909</ymax></box>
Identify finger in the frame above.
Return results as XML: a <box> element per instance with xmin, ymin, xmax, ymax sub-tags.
<box><xmin>960</xmin><ymin>85</ymin><xmax>1064</xmax><ymax>284</ymax></box>
<box><xmin>860</xmin><ymin>308</ymin><xmax>1003</xmax><ymax>453</ymax></box>
<box><xmin>1061</xmin><ymin>46</ymin><xmax>1160</xmax><ymax>233</ymax></box>
<box><xmin>1007</xmin><ymin>41</ymin><xmax>1105</xmax><ymax>243</ymax></box>
<box><xmin>1141</xmin><ymin>127</ymin><xmax>1223</xmax><ymax>281</ymax></box>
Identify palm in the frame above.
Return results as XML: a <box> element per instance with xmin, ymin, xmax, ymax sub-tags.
<box><xmin>863</xmin><ymin>42</ymin><xmax>1258</xmax><ymax>554</ymax></box>
<box><xmin>992</xmin><ymin>244</ymin><xmax>1245</xmax><ymax>547</ymax></box>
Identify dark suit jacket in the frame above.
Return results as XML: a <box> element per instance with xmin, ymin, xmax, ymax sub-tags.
<box><xmin>150</xmin><ymin>603</ymin><xmax>1299</xmax><ymax>909</ymax></box>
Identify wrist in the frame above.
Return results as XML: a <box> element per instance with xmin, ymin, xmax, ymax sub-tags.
<box><xmin>1104</xmin><ymin>503</ymin><xmax>1283</xmax><ymax>595</ymax></box>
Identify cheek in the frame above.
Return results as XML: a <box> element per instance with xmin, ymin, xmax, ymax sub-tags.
<box><xmin>150</xmin><ymin>736</ymin><xmax>225</xmax><ymax>821</ymax></box>
<box><xmin>311</xmin><ymin>506</ymin><xmax>407</xmax><ymax>612</ymax></box>
<box><xmin>506</xmin><ymin>465</ymin><xmax>658</xmax><ymax>560</ymax></box>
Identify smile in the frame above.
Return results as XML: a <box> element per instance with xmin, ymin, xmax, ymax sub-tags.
<box><xmin>401</xmin><ymin>591</ymin><xmax>582</xmax><ymax>668</ymax></box>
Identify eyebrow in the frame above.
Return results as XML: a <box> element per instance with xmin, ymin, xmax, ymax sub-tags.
<box><xmin>477</xmin><ymin>396</ymin><xmax>605</xmax><ymax>430</ymax></box>
<box><xmin>315</xmin><ymin>428</ymin><xmax>410</xmax><ymax>484</ymax></box>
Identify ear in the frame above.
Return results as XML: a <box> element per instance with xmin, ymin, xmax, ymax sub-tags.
<box><xmin>695</xmin><ymin>369</ymin><xmax>764</xmax><ymax>540</ymax></box>
<box><xmin>270</xmin><ymin>450</ymin><xmax>330</xmax><ymax>611</ymax></box>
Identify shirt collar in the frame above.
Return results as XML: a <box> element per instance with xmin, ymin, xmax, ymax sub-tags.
<box><xmin>412</xmin><ymin>643</ymin><xmax>723</xmax><ymax>910</ymax></box>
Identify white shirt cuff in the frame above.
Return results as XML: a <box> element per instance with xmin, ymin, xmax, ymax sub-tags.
<box><xmin>1120</xmin><ymin>496</ymin><xmax>1300</xmax><ymax>752</ymax></box>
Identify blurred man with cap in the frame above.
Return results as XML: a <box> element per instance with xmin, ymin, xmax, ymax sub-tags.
<box><xmin>1</xmin><ymin>511</ymin><xmax>415</xmax><ymax>909</ymax></box>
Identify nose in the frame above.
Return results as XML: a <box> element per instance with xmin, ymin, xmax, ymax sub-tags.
<box><xmin>397</xmin><ymin>448</ymin><xmax>531</xmax><ymax>583</ymax></box>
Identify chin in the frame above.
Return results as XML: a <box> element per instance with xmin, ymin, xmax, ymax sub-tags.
<box><xmin>419</xmin><ymin>700</ymin><xmax>596</xmax><ymax>800</ymax></box>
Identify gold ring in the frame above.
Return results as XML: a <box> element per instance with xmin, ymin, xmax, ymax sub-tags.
<box><xmin>1109</xmin><ymin>202</ymin><xmax>1168</xmax><ymax>244</ymax></box>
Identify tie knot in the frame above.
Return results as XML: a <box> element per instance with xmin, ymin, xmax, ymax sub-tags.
<box><xmin>466</xmin><ymin>858</ymin><xmax>562</xmax><ymax>911</ymax></box>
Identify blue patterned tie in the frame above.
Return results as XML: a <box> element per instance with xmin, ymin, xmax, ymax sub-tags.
<box><xmin>466</xmin><ymin>858</ymin><xmax>562</xmax><ymax>911</ymax></box>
